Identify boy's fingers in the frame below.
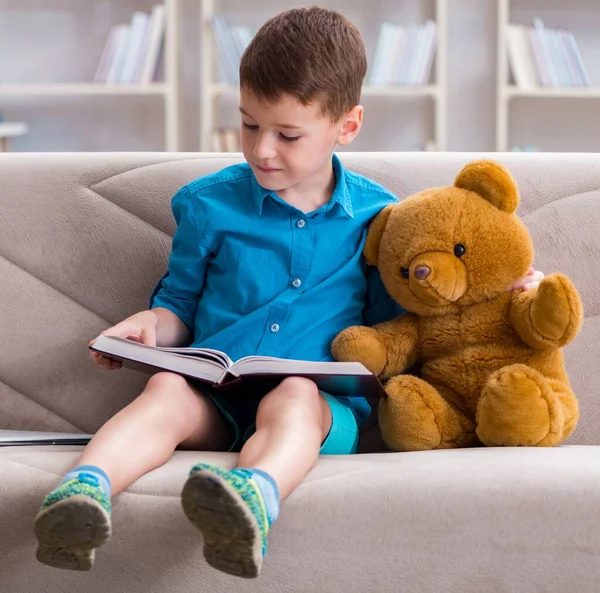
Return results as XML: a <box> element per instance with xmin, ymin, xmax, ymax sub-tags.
<box><xmin>141</xmin><ymin>325</ymin><xmax>157</xmax><ymax>347</ymax></box>
<box><xmin>101</xmin><ymin>325</ymin><xmax>138</xmax><ymax>340</ymax></box>
<box><xmin>91</xmin><ymin>351</ymin><xmax>116</xmax><ymax>367</ymax></box>
<box><xmin>530</xmin><ymin>270</ymin><xmax>544</xmax><ymax>283</ymax></box>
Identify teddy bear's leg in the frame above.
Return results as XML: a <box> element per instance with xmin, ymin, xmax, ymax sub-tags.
<box><xmin>476</xmin><ymin>364</ymin><xmax>579</xmax><ymax>447</ymax></box>
<box><xmin>379</xmin><ymin>375</ymin><xmax>477</xmax><ymax>452</ymax></box>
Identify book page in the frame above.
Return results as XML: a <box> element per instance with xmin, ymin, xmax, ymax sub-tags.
<box><xmin>93</xmin><ymin>336</ymin><xmax>232</xmax><ymax>368</ymax></box>
<box><xmin>90</xmin><ymin>335</ymin><xmax>228</xmax><ymax>383</ymax></box>
<box><xmin>229</xmin><ymin>356</ymin><xmax>371</xmax><ymax>377</ymax></box>
<box><xmin>159</xmin><ymin>346</ymin><xmax>233</xmax><ymax>368</ymax></box>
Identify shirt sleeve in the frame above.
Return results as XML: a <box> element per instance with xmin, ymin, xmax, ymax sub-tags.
<box><xmin>149</xmin><ymin>185</ymin><xmax>214</xmax><ymax>332</ymax></box>
<box><xmin>362</xmin><ymin>264</ymin><xmax>406</xmax><ymax>327</ymax></box>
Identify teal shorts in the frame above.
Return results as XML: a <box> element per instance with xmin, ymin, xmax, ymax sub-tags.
<box><xmin>205</xmin><ymin>388</ymin><xmax>359</xmax><ymax>455</ymax></box>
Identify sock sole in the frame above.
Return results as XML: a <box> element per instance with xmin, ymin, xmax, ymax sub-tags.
<box><xmin>181</xmin><ymin>471</ymin><xmax>263</xmax><ymax>579</ymax></box>
<box><xmin>34</xmin><ymin>495</ymin><xmax>111</xmax><ymax>571</ymax></box>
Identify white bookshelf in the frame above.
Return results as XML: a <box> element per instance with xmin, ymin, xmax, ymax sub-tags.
<box><xmin>199</xmin><ymin>0</ymin><xmax>448</xmax><ymax>152</ymax></box>
<box><xmin>505</xmin><ymin>86</ymin><xmax>600</xmax><ymax>100</ymax></box>
<box><xmin>496</xmin><ymin>0</ymin><xmax>600</xmax><ymax>152</ymax></box>
<box><xmin>0</xmin><ymin>84</ymin><xmax>169</xmax><ymax>96</ymax></box>
<box><xmin>0</xmin><ymin>0</ymin><xmax>182</xmax><ymax>151</ymax></box>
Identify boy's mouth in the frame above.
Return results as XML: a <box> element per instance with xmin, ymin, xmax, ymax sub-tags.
<box><xmin>256</xmin><ymin>164</ymin><xmax>281</xmax><ymax>174</ymax></box>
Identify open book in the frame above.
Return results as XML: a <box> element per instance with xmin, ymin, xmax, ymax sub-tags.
<box><xmin>90</xmin><ymin>335</ymin><xmax>385</xmax><ymax>398</ymax></box>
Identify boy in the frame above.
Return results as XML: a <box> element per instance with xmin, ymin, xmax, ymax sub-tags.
<box><xmin>33</xmin><ymin>6</ymin><xmax>542</xmax><ymax>579</ymax></box>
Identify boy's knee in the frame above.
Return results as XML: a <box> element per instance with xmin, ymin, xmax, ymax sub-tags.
<box><xmin>280</xmin><ymin>376</ymin><xmax>319</xmax><ymax>396</ymax></box>
<box><xmin>146</xmin><ymin>371</ymin><xmax>189</xmax><ymax>394</ymax></box>
<box><xmin>261</xmin><ymin>377</ymin><xmax>322</xmax><ymax>410</ymax></box>
<box><xmin>142</xmin><ymin>372</ymin><xmax>201</xmax><ymax>416</ymax></box>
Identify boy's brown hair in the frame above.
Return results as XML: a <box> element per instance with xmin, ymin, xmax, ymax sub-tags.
<box><xmin>239</xmin><ymin>6</ymin><xmax>367</xmax><ymax>121</ymax></box>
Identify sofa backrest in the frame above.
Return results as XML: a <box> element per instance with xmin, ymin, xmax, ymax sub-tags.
<box><xmin>0</xmin><ymin>152</ymin><xmax>598</xmax><ymax>446</ymax></box>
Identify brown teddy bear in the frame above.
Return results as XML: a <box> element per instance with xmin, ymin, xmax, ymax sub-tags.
<box><xmin>332</xmin><ymin>160</ymin><xmax>583</xmax><ymax>451</ymax></box>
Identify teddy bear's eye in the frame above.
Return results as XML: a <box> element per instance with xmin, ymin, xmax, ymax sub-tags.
<box><xmin>400</xmin><ymin>267</ymin><xmax>410</xmax><ymax>279</ymax></box>
<box><xmin>454</xmin><ymin>244</ymin><xmax>466</xmax><ymax>258</ymax></box>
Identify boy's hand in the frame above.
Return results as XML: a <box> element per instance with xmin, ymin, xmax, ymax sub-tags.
<box><xmin>89</xmin><ymin>310</ymin><xmax>159</xmax><ymax>370</ymax></box>
<box><xmin>507</xmin><ymin>267</ymin><xmax>545</xmax><ymax>292</ymax></box>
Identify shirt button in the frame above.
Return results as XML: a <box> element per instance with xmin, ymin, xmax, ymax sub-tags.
<box><xmin>292</xmin><ymin>278</ymin><xmax>302</xmax><ymax>288</ymax></box>
<box><xmin>296</xmin><ymin>219</ymin><xmax>306</xmax><ymax>228</ymax></box>
<box><xmin>270</xmin><ymin>323</ymin><xmax>280</xmax><ymax>333</ymax></box>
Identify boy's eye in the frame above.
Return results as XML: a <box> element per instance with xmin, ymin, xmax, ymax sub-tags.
<box><xmin>279</xmin><ymin>133</ymin><xmax>300</xmax><ymax>142</ymax></box>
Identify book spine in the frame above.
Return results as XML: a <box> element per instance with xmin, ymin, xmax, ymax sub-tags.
<box><xmin>93</xmin><ymin>26</ymin><xmax>118</xmax><ymax>83</ymax></box>
<box><xmin>106</xmin><ymin>25</ymin><xmax>131</xmax><ymax>84</ymax></box>
<box><xmin>528</xmin><ymin>23</ymin><xmax>551</xmax><ymax>87</ymax></box>
<box><xmin>211</xmin><ymin>16</ymin><xmax>240</xmax><ymax>85</ymax></box>
<box><xmin>558</xmin><ymin>29</ymin><xmax>581</xmax><ymax>87</ymax></box>
<box><xmin>140</xmin><ymin>4</ymin><xmax>167</xmax><ymax>84</ymax></box>
<box><xmin>565</xmin><ymin>30</ymin><xmax>592</xmax><ymax>87</ymax></box>
<box><xmin>369</xmin><ymin>22</ymin><xmax>396</xmax><ymax>85</ymax></box>
<box><xmin>120</xmin><ymin>11</ymin><xmax>150</xmax><ymax>84</ymax></box>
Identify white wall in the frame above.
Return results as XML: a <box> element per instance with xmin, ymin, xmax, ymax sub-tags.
<box><xmin>0</xmin><ymin>0</ymin><xmax>595</xmax><ymax>152</ymax></box>
<box><xmin>447</xmin><ymin>0</ymin><xmax>497</xmax><ymax>151</ymax></box>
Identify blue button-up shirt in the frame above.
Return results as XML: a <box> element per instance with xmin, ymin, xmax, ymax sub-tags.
<box><xmin>150</xmin><ymin>154</ymin><xmax>402</xmax><ymax>425</ymax></box>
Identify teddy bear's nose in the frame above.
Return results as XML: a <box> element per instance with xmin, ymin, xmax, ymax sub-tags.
<box><xmin>414</xmin><ymin>265</ymin><xmax>431</xmax><ymax>280</ymax></box>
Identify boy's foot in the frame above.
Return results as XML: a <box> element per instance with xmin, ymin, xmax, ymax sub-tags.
<box><xmin>34</xmin><ymin>472</ymin><xmax>112</xmax><ymax>571</ymax></box>
<box><xmin>181</xmin><ymin>464</ymin><xmax>273</xmax><ymax>578</ymax></box>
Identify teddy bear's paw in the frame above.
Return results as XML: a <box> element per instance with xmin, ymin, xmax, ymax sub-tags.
<box><xmin>331</xmin><ymin>326</ymin><xmax>387</xmax><ymax>376</ymax></box>
<box><xmin>530</xmin><ymin>273</ymin><xmax>583</xmax><ymax>346</ymax></box>
<box><xmin>476</xmin><ymin>364</ymin><xmax>575</xmax><ymax>447</ymax></box>
<box><xmin>379</xmin><ymin>375</ymin><xmax>476</xmax><ymax>452</ymax></box>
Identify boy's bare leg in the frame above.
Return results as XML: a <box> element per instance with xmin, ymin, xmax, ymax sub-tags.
<box><xmin>34</xmin><ymin>372</ymin><xmax>231</xmax><ymax>570</ymax></box>
<box><xmin>238</xmin><ymin>377</ymin><xmax>331</xmax><ymax>499</ymax></box>
<box><xmin>181</xmin><ymin>377</ymin><xmax>331</xmax><ymax>578</ymax></box>
<box><xmin>76</xmin><ymin>372</ymin><xmax>232</xmax><ymax>495</ymax></box>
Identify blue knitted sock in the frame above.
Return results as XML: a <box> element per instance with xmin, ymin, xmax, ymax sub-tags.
<box><xmin>60</xmin><ymin>465</ymin><xmax>112</xmax><ymax>499</ymax></box>
<box><xmin>39</xmin><ymin>465</ymin><xmax>112</xmax><ymax>515</ymax></box>
<box><xmin>240</xmin><ymin>467</ymin><xmax>280</xmax><ymax>525</ymax></box>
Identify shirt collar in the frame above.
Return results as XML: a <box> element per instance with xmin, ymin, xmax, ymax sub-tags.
<box><xmin>250</xmin><ymin>154</ymin><xmax>354</xmax><ymax>218</ymax></box>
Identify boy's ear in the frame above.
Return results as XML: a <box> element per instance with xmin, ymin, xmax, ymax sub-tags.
<box><xmin>336</xmin><ymin>105</ymin><xmax>363</xmax><ymax>146</ymax></box>
<box><xmin>364</xmin><ymin>205</ymin><xmax>393</xmax><ymax>266</ymax></box>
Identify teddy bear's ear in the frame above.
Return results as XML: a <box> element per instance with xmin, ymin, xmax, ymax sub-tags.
<box><xmin>364</xmin><ymin>205</ymin><xmax>394</xmax><ymax>266</ymax></box>
<box><xmin>454</xmin><ymin>160</ymin><xmax>519</xmax><ymax>213</ymax></box>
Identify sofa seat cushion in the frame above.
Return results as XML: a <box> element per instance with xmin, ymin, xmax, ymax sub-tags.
<box><xmin>1</xmin><ymin>445</ymin><xmax>599</xmax><ymax>592</ymax></box>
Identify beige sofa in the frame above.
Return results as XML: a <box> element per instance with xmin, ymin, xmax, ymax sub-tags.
<box><xmin>1</xmin><ymin>152</ymin><xmax>599</xmax><ymax>593</ymax></box>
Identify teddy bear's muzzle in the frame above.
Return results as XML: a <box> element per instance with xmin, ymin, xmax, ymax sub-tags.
<box><xmin>408</xmin><ymin>252</ymin><xmax>469</xmax><ymax>307</ymax></box>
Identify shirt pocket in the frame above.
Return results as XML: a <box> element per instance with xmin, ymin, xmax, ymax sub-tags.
<box><xmin>207</xmin><ymin>237</ymin><xmax>287</xmax><ymax>315</ymax></box>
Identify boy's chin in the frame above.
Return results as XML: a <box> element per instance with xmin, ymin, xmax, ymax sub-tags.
<box><xmin>258</xmin><ymin>180</ymin><xmax>286</xmax><ymax>192</ymax></box>
<box><xmin>253</xmin><ymin>171</ymin><xmax>289</xmax><ymax>192</ymax></box>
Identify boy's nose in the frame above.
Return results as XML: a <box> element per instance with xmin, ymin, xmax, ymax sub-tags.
<box><xmin>253</xmin><ymin>133</ymin><xmax>277</xmax><ymax>160</ymax></box>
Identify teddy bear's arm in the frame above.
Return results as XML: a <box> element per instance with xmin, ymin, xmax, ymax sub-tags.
<box><xmin>374</xmin><ymin>315</ymin><xmax>422</xmax><ymax>378</ymax></box>
<box><xmin>331</xmin><ymin>315</ymin><xmax>420</xmax><ymax>378</ymax></box>
<box><xmin>509</xmin><ymin>273</ymin><xmax>583</xmax><ymax>350</ymax></box>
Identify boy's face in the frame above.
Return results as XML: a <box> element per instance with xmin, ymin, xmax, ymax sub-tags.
<box><xmin>239</xmin><ymin>89</ymin><xmax>362</xmax><ymax>195</ymax></box>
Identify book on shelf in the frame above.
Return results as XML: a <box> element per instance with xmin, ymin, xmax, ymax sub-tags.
<box><xmin>210</xmin><ymin>16</ymin><xmax>254</xmax><ymax>85</ymax></box>
<box><xmin>507</xmin><ymin>19</ymin><xmax>592</xmax><ymax>90</ymax></box>
<box><xmin>94</xmin><ymin>3</ymin><xmax>166</xmax><ymax>85</ymax></box>
<box><xmin>90</xmin><ymin>335</ymin><xmax>386</xmax><ymax>399</ymax></box>
<box><xmin>369</xmin><ymin>20</ymin><xmax>437</xmax><ymax>87</ymax></box>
